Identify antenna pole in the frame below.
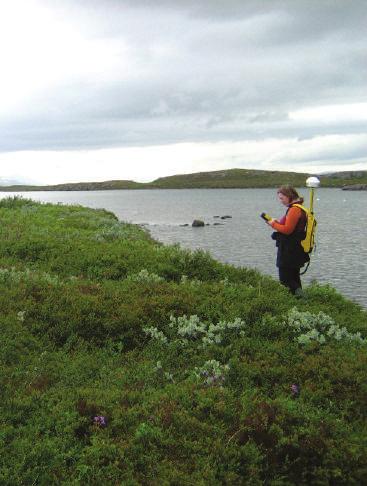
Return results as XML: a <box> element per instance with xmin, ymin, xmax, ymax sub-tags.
<box><xmin>310</xmin><ymin>187</ymin><xmax>314</xmax><ymax>213</ymax></box>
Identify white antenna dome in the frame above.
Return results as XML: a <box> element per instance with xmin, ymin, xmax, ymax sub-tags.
<box><xmin>306</xmin><ymin>176</ymin><xmax>320</xmax><ymax>188</ymax></box>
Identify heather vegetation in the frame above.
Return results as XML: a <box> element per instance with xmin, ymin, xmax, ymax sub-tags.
<box><xmin>0</xmin><ymin>197</ymin><xmax>366</xmax><ymax>485</ymax></box>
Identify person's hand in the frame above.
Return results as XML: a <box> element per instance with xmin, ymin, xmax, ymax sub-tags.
<box><xmin>267</xmin><ymin>218</ymin><xmax>279</xmax><ymax>226</ymax></box>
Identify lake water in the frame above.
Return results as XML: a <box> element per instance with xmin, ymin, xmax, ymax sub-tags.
<box><xmin>1</xmin><ymin>188</ymin><xmax>366</xmax><ymax>309</ymax></box>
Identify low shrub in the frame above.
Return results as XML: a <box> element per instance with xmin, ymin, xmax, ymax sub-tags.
<box><xmin>0</xmin><ymin>198</ymin><xmax>366</xmax><ymax>484</ymax></box>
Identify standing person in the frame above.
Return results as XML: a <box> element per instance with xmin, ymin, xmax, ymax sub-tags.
<box><xmin>268</xmin><ymin>185</ymin><xmax>309</xmax><ymax>296</ymax></box>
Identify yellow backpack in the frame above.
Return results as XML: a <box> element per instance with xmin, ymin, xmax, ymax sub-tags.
<box><xmin>292</xmin><ymin>204</ymin><xmax>317</xmax><ymax>254</ymax></box>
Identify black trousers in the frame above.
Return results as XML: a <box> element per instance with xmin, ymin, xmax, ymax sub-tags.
<box><xmin>278</xmin><ymin>266</ymin><xmax>302</xmax><ymax>294</ymax></box>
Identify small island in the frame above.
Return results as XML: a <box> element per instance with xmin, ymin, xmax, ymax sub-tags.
<box><xmin>342</xmin><ymin>184</ymin><xmax>367</xmax><ymax>190</ymax></box>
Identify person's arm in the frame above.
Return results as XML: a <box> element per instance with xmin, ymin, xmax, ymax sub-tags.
<box><xmin>269</xmin><ymin>206</ymin><xmax>302</xmax><ymax>235</ymax></box>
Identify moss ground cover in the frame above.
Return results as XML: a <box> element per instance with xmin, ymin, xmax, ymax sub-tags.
<box><xmin>0</xmin><ymin>197</ymin><xmax>366</xmax><ymax>485</ymax></box>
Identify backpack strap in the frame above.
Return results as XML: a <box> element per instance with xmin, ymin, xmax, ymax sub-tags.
<box><xmin>291</xmin><ymin>203</ymin><xmax>309</xmax><ymax>214</ymax></box>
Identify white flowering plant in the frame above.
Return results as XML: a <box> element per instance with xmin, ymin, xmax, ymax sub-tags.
<box><xmin>142</xmin><ymin>315</ymin><xmax>241</xmax><ymax>386</ymax></box>
<box><xmin>143</xmin><ymin>327</ymin><xmax>168</xmax><ymax>344</ymax></box>
<box><xmin>126</xmin><ymin>269</ymin><xmax>164</xmax><ymax>283</ymax></box>
<box><xmin>143</xmin><ymin>314</ymin><xmax>247</xmax><ymax>350</ymax></box>
<box><xmin>284</xmin><ymin>307</ymin><xmax>366</xmax><ymax>345</ymax></box>
<box><xmin>193</xmin><ymin>359</ymin><xmax>230</xmax><ymax>386</ymax></box>
<box><xmin>94</xmin><ymin>221</ymin><xmax>144</xmax><ymax>241</ymax></box>
<box><xmin>180</xmin><ymin>275</ymin><xmax>202</xmax><ymax>286</ymax></box>
<box><xmin>0</xmin><ymin>267</ymin><xmax>61</xmax><ymax>285</ymax></box>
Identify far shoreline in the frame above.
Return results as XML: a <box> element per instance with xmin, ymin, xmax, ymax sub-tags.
<box><xmin>0</xmin><ymin>186</ymin><xmax>344</xmax><ymax>193</ymax></box>
<box><xmin>1</xmin><ymin>168</ymin><xmax>366</xmax><ymax>192</ymax></box>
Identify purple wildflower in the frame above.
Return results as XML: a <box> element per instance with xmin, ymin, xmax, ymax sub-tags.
<box><xmin>93</xmin><ymin>415</ymin><xmax>107</xmax><ymax>427</ymax></box>
<box><xmin>290</xmin><ymin>384</ymin><xmax>300</xmax><ymax>397</ymax></box>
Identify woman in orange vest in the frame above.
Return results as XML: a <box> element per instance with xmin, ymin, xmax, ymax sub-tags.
<box><xmin>268</xmin><ymin>185</ymin><xmax>309</xmax><ymax>296</ymax></box>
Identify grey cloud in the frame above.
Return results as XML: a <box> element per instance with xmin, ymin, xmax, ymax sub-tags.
<box><xmin>280</xmin><ymin>137</ymin><xmax>367</xmax><ymax>165</ymax></box>
<box><xmin>1</xmin><ymin>0</ymin><xmax>366</xmax><ymax>162</ymax></box>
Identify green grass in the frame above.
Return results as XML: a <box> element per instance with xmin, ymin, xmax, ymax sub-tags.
<box><xmin>0</xmin><ymin>196</ymin><xmax>366</xmax><ymax>485</ymax></box>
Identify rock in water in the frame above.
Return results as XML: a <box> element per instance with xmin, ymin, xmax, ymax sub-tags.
<box><xmin>192</xmin><ymin>219</ymin><xmax>205</xmax><ymax>227</ymax></box>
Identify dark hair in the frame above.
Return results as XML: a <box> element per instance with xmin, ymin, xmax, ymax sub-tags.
<box><xmin>277</xmin><ymin>185</ymin><xmax>304</xmax><ymax>204</ymax></box>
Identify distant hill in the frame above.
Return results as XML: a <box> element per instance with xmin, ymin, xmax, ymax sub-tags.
<box><xmin>320</xmin><ymin>170</ymin><xmax>367</xmax><ymax>179</ymax></box>
<box><xmin>149</xmin><ymin>169</ymin><xmax>367</xmax><ymax>189</ymax></box>
<box><xmin>0</xmin><ymin>168</ymin><xmax>366</xmax><ymax>191</ymax></box>
<box><xmin>0</xmin><ymin>179</ymin><xmax>145</xmax><ymax>192</ymax></box>
<box><xmin>150</xmin><ymin>169</ymin><xmax>311</xmax><ymax>188</ymax></box>
<box><xmin>318</xmin><ymin>170</ymin><xmax>367</xmax><ymax>189</ymax></box>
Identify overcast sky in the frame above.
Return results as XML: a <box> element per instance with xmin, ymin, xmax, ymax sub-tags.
<box><xmin>0</xmin><ymin>0</ymin><xmax>366</xmax><ymax>184</ymax></box>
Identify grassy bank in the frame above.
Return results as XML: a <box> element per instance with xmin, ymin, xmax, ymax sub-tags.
<box><xmin>0</xmin><ymin>197</ymin><xmax>366</xmax><ymax>485</ymax></box>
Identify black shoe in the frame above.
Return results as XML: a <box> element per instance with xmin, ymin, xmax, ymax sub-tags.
<box><xmin>295</xmin><ymin>288</ymin><xmax>305</xmax><ymax>299</ymax></box>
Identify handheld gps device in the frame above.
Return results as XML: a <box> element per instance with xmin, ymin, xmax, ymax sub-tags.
<box><xmin>260</xmin><ymin>212</ymin><xmax>272</xmax><ymax>222</ymax></box>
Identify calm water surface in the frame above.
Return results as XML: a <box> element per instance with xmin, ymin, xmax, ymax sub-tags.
<box><xmin>2</xmin><ymin>188</ymin><xmax>366</xmax><ymax>308</ymax></box>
